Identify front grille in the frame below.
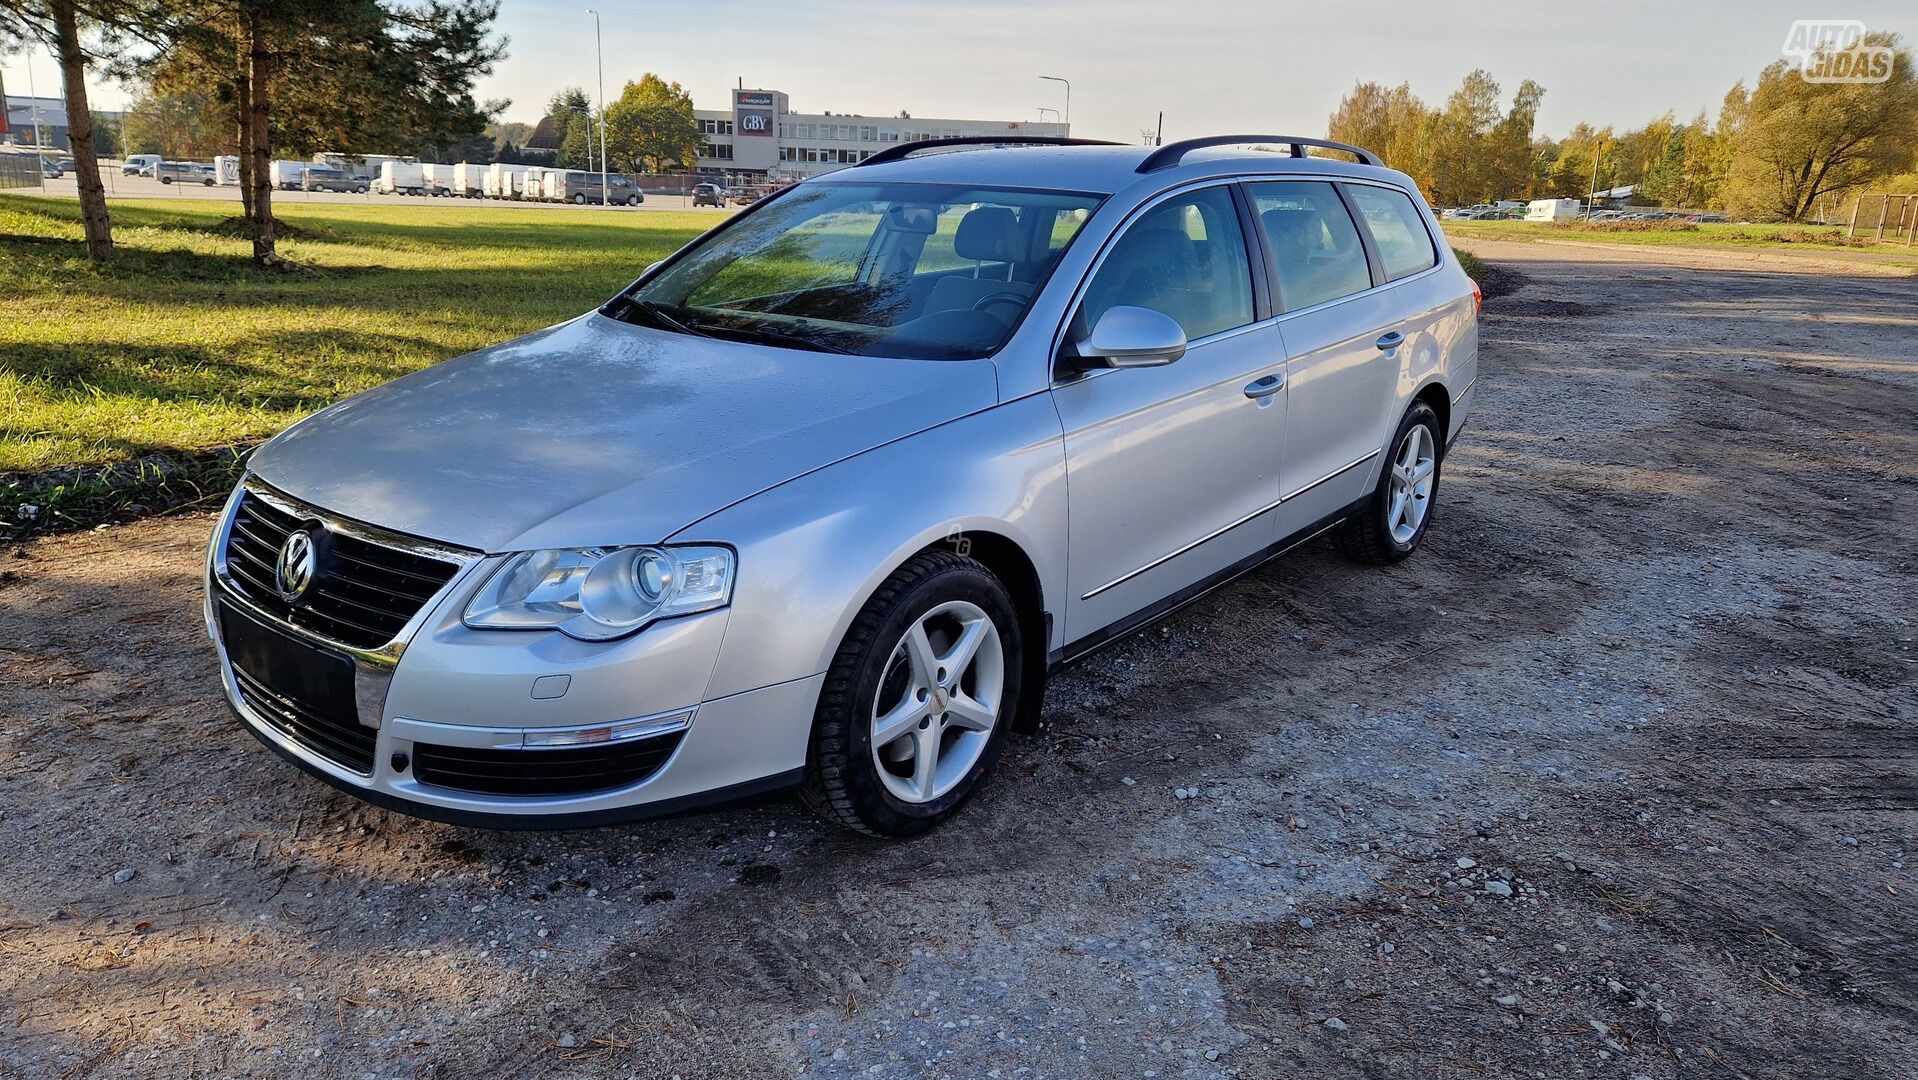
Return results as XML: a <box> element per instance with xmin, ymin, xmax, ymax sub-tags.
<box><xmin>413</xmin><ymin>732</ymin><xmax>686</xmax><ymax>797</ymax></box>
<box><xmin>218</xmin><ymin>598</ymin><xmax>375</xmax><ymax>773</ymax></box>
<box><xmin>221</xmin><ymin>490</ymin><xmax>461</xmax><ymax>650</ymax></box>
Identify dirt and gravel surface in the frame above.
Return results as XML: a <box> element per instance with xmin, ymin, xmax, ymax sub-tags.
<box><xmin>2</xmin><ymin>241</ymin><xmax>1914</xmax><ymax>1079</ymax></box>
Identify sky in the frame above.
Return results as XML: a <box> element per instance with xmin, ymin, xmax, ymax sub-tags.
<box><xmin>4</xmin><ymin>0</ymin><xmax>1913</xmax><ymax>143</ymax></box>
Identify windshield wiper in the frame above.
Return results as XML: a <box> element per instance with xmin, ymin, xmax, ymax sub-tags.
<box><xmin>628</xmin><ymin>299</ymin><xmax>711</xmax><ymax>339</ymax></box>
<box><xmin>685</xmin><ymin>320</ymin><xmax>854</xmax><ymax>355</ymax></box>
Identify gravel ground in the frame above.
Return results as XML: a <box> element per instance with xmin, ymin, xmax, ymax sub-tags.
<box><xmin>1</xmin><ymin>241</ymin><xmax>1914</xmax><ymax>1079</ymax></box>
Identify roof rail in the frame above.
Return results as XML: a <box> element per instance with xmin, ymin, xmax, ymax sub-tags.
<box><xmin>852</xmin><ymin>135</ymin><xmax>1123</xmax><ymax>169</ymax></box>
<box><xmin>1137</xmin><ymin>136</ymin><xmax>1381</xmax><ymax>173</ymax></box>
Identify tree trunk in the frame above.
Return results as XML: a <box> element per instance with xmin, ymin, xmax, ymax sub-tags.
<box><xmin>243</xmin><ymin>5</ymin><xmax>276</xmax><ymax>264</ymax></box>
<box><xmin>236</xmin><ymin>46</ymin><xmax>253</xmax><ymax>223</ymax></box>
<box><xmin>50</xmin><ymin>0</ymin><xmax>112</xmax><ymax>263</ymax></box>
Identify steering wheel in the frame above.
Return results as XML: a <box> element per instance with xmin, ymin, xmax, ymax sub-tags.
<box><xmin>971</xmin><ymin>291</ymin><xmax>1029</xmax><ymax>316</ymax></box>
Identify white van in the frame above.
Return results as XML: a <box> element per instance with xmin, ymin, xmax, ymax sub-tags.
<box><xmin>375</xmin><ymin>160</ymin><xmax>428</xmax><ymax>196</ymax></box>
<box><xmin>485</xmin><ymin>163</ymin><xmax>533</xmax><ymax>199</ymax></box>
<box><xmin>122</xmin><ymin>154</ymin><xmax>162</xmax><ymax>177</ymax></box>
<box><xmin>441</xmin><ymin>162</ymin><xmax>486</xmax><ymax>198</ymax></box>
<box><xmin>1525</xmin><ymin>198</ymin><xmax>1582</xmax><ymax>222</ymax></box>
<box><xmin>269</xmin><ymin>160</ymin><xmax>313</xmax><ymax>190</ymax></box>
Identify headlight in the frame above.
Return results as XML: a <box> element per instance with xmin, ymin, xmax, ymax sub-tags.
<box><xmin>463</xmin><ymin>545</ymin><xmax>734</xmax><ymax>641</ymax></box>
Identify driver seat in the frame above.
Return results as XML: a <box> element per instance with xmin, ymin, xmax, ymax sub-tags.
<box><xmin>927</xmin><ymin>206</ymin><xmax>1036</xmax><ymax>315</ymax></box>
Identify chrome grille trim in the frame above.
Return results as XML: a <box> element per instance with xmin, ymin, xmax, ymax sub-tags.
<box><xmin>212</xmin><ymin>478</ymin><xmax>484</xmax><ymax>664</ymax></box>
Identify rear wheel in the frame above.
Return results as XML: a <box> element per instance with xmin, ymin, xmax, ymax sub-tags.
<box><xmin>572</xmin><ymin>193</ymin><xmax>587</xmax><ymax>205</ymax></box>
<box><xmin>801</xmin><ymin>551</ymin><xmax>1023</xmax><ymax>838</ymax></box>
<box><xmin>1340</xmin><ymin>401</ymin><xmax>1442</xmax><ymax>564</ymax></box>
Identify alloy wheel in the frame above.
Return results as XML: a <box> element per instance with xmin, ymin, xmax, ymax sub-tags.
<box><xmin>869</xmin><ymin>600</ymin><xmax>1003</xmax><ymax>803</ymax></box>
<box><xmin>1387</xmin><ymin>423</ymin><xmax>1436</xmax><ymax>544</ymax></box>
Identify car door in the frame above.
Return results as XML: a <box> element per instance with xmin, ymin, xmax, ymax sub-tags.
<box><xmin>1051</xmin><ymin>183</ymin><xmax>1287</xmax><ymax>645</ymax></box>
<box><xmin>1341</xmin><ymin>181</ymin><xmax>1463</xmax><ymax>432</ymax></box>
<box><xmin>1245</xmin><ymin>180</ymin><xmax>1405</xmax><ymax>531</ymax></box>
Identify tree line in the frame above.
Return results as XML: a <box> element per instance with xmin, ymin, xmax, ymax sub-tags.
<box><xmin>0</xmin><ymin>0</ymin><xmax>506</xmax><ymax>265</ymax></box>
<box><xmin>1328</xmin><ymin>33</ymin><xmax>1917</xmax><ymax>221</ymax></box>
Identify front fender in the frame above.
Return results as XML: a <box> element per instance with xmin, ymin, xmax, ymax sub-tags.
<box><xmin>671</xmin><ymin>393</ymin><xmax>1068</xmax><ymax>702</ymax></box>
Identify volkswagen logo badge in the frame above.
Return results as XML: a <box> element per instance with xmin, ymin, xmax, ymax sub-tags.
<box><xmin>275</xmin><ymin>529</ymin><xmax>318</xmax><ymax>603</ymax></box>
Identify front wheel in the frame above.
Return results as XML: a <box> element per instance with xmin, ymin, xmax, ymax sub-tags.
<box><xmin>801</xmin><ymin>551</ymin><xmax>1023</xmax><ymax>837</ymax></box>
<box><xmin>1341</xmin><ymin>401</ymin><xmax>1442</xmax><ymax>564</ymax></box>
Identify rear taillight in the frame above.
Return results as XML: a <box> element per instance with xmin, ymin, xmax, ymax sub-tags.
<box><xmin>1470</xmin><ymin>277</ymin><xmax>1483</xmax><ymax>316</ymax></box>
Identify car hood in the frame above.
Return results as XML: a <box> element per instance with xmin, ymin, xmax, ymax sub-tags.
<box><xmin>248</xmin><ymin>313</ymin><xmax>1000</xmax><ymax>552</ymax></box>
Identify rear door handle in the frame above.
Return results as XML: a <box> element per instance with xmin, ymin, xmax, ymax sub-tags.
<box><xmin>1376</xmin><ymin>331</ymin><xmax>1405</xmax><ymax>351</ymax></box>
<box><xmin>1243</xmin><ymin>373</ymin><xmax>1285</xmax><ymax>399</ymax></box>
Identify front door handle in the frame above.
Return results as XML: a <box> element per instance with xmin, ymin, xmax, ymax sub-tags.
<box><xmin>1243</xmin><ymin>373</ymin><xmax>1285</xmax><ymax>399</ymax></box>
<box><xmin>1376</xmin><ymin>331</ymin><xmax>1405</xmax><ymax>351</ymax></box>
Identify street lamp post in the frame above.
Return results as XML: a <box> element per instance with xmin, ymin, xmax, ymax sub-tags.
<box><xmin>586</xmin><ymin>8</ymin><xmax>608</xmax><ymax>207</ymax></box>
<box><xmin>1587</xmin><ymin>137</ymin><xmax>1605</xmax><ymax>220</ymax></box>
<box><xmin>1039</xmin><ymin>75</ymin><xmax>1070</xmax><ymax>131</ymax></box>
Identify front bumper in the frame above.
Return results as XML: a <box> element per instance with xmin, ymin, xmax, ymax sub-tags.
<box><xmin>203</xmin><ymin>482</ymin><xmax>818</xmax><ymax>828</ymax></box>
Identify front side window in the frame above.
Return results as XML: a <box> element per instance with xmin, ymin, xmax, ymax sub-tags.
<box><xmin>624</xmin><ymin>182</ymin><xmax>1103</xmax><ymax>360</ymax></box>
<box><xmin>1079</xmin><ymin>186</ymin><xmax>1254</xmax><ymax>341</ymax></box>
<box><xmin>1246</xmin><ymin>181</ymin><xmax>1374</xmax><ymax>311</ymax></box>
<box><xmin>1345</xmin><ymin>184</ymin><xmax>1437</xmax><ymax>280</ymax></box>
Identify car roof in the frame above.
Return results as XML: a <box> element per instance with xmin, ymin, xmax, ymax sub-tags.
<box><xmin>807</xmin><ymin>143</ymin><xmax>1406</xmax><ymax>196</ymax></box>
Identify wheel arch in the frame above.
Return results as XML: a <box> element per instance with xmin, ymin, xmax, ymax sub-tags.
<box><xmin>1411</xmin><ymin>380</ymin><xmax>1451</xmax><ymax>450</ymax></box>
<box><xmin>909</xmin><ymin>528</ymin><xmax>1050</xmax><ymax>734</ymax></box>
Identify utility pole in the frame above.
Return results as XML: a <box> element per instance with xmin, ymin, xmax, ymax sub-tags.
<box><xmin>587</xmin><ymin>8</ymin><xmax>608</xmax><ymax>206</ymax></box>
<box><xmin>1586</xmin><ymin>137</ymin><xmax>1605</xmax><ymax>219</ymax></box>
<box><xmin>25</xmin><ymin>47</ymin><xmax>46</xmax><ymax>156</ymax></box>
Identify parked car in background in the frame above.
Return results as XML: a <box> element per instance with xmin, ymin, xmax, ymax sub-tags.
<box><xmin>554</xmin><ymin>171</ymin><xmax>644</xmax><ymax>205</ymax></box>
<box><xmin>123</xmin><ymin>154</ymin><xmax>162</xmax><ymax>176</ymax></box>
<box><xmin>41</xmin><ymin>159</ymin><xmax>64</xmax><ymax>179</ymax></box>
<box><xmin>301</xmin><ymin>166</ymin><xmax>370</xmax><ymax>194</ymax></box>
<box><xmin>692</xmin><ymin>182</ymin><xmax>727</xmax><ymax>207</ymax></box>
<box><xmin>203</xmin><ymin>134</ymin><xmax>1478</xmax><ymax>837</ymax></box>
<box><xmin>156</xmin><ymin>161</ymin><xmax>216</xmax><ymax>186</ymax></box>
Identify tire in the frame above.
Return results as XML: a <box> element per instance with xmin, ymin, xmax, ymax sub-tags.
<box><xmin>627</xmin><ymin>194</ymin><xmax>641</xmax><ymax>206</ymax></box>
<box><xmin>572</xmin><ymin>193</ymin><xmax>586</xmax><ymax>204</ymax></box>
<box><xmin>1340</xmin><ymin>400</ymin><xmax>1443</xmax><ymax>565</ymax></box>
<box><xmin>800</xmin><ymin>550</ymin><xmax>1024</xmax><ymax>838</ymax></box>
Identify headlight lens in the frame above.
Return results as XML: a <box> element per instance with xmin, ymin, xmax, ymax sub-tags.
<box><xmin>463</xmin><ymin>545</ymin><xmax>734</xmax><ymax>641</ymax></box>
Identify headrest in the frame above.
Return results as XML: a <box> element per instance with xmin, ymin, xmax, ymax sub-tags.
<box><xmin>954</xmin><ymin>206</ymin><xmax>1023</xmax><ymax>263</ymax></box>
<box><xmin>1262</xmin><ymin>206</ymin><xmax>1324</xmax><ymax>253</ymax></box>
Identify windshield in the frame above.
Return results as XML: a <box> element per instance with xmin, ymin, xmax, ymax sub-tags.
<box><xmin>618</xmin><ymin>182</ymin><xmax>1103</xmax><ymax>360</ymax></box>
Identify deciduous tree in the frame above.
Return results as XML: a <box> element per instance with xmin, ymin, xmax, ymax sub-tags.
<box><xmin>603</xmin><ymin>74</ymin><xmax>698</xmax><ymax>173</ymax></box>
<box><xmin>1723</xmin><ymin>33</ymin><xmax>1917</xmax><ymax>221</ymax></box>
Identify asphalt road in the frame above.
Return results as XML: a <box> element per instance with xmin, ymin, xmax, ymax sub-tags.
<box><xmin>1</xmin><ymin>241</ymin><xmax>1913</xmax><ymax>1078</ymax></box>
<box><xmin>27</xmin><ymin>171</ymin><xmax>728</xmax><ymax>211</ymax></box>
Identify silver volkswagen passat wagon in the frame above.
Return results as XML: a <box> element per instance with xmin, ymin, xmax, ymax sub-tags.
<box><xmin>205</xmin><ymin>135</ymin><xmax>1479</xmax><ymax>836</ymax></box>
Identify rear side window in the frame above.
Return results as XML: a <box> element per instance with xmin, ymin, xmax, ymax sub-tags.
<box><xmin>1080</xmin><ymin>187</ymin><xmax>1254</xmax><ymax>341</ymax></box>
<box><xmin>1246</xmin><ymin>181</ymin><xmax>1374</xmax><ymax>312</ymax></box>
<box><xmin>1345</xmin><ymin>185</ymin><xmax>1437</xmax><ymax>280</ymax></box>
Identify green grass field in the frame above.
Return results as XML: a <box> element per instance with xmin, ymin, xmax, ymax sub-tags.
<box><xmin>0</xmin><ymin>195</ymin><xmax>717</xmax><ymax>478</ymax></box>
<box><xmin>1440</xmin><ymin>217</ymin><xmax>1918</xmax><ymax>265</ymax></box>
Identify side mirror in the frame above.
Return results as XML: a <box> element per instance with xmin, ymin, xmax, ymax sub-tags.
<box><xmin>1073</xmin><ymin>306</ymin><xmax>1187</xmax><ymax>369</ymax></box>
